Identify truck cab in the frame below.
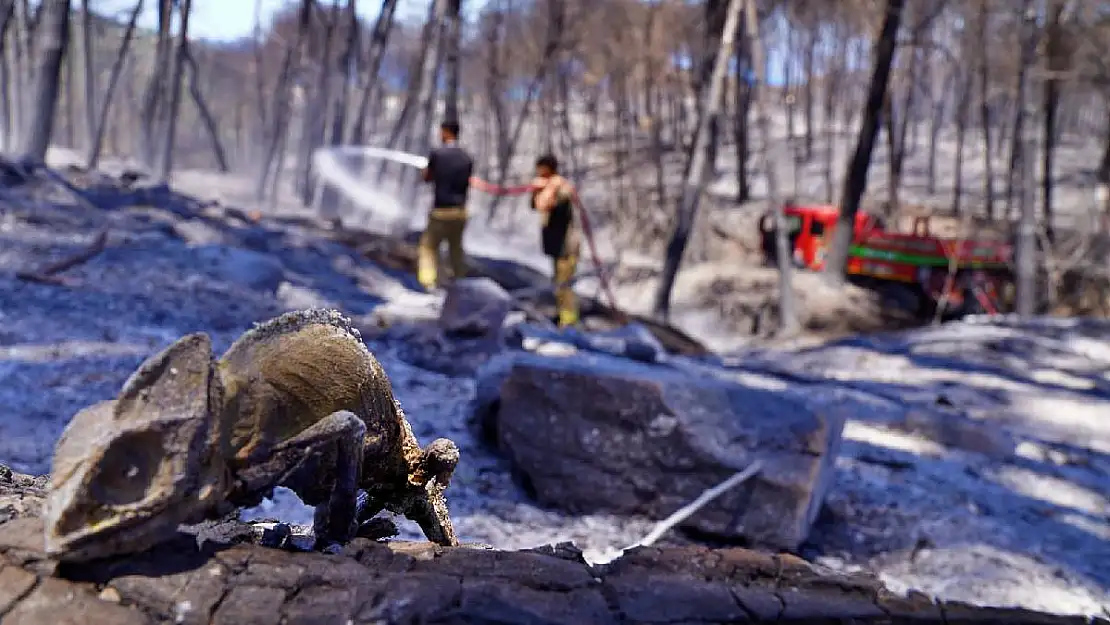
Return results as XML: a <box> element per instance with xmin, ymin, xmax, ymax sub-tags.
<box><xmin>759</xmin><ymin>203</ymin><xmax>880</xmax><ymax>269</ymax></box>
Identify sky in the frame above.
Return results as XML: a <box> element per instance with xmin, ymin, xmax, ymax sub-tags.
<box><xmin>95</xmin><ymin>0</ymin><xmax>461</xmax><ymax>41</ymax></box>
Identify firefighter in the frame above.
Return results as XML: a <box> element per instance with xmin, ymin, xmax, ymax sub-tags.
<box><xmin>530</xmin><ymin>153</ymin><xmax>580</xmax><ymax>327</ymax></box>
<box><xmin>418</xmin><ymin>120</ymin><xmax>474</xmax><ymax>291</ymax></box>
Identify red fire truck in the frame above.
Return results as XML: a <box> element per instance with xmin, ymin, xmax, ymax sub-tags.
<box><xmin>759</xmin><ymin>202</ymin><xmax>1014</xmax><ymax>318</ymax></box>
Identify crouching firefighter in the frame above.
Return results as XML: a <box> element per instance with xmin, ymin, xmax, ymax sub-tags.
<box><xmin>418</xmin><ymin>120</ymin><xmax>474</xmax><ymax>291</ymax></box>
<box><xmin>531</xmin><ymin>154</ymin><xmax>580</xmax><ymax>328</ymax></box>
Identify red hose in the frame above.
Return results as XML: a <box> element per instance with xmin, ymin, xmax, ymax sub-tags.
<box><xmin>468</xmin><ymin>177</ymin><xmax>533</xmax><ymax>196</ymax></box>
<box><xmin>568</xmin><ymin>189</ymin><xmax>622</xmax><ymax>319</ymax></box>
<box><xmin>468</xmin><ymin>176</ymin><xmax>621</xmax><ymax>316</ymax></box>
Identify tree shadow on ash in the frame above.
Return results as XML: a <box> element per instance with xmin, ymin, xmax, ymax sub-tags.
<box><xmin>764</xmin><ymin>331</ymin><xmax>1110</xmax><ymax>602</ymax></box>
<box><xmin>797</xmin><ymin>326</ymin><xmax>1110</xmax><ymax>402</ymax></box>
<box><xmin>802</xmin><ymin>432</ymin><xmax>1110</xmax><ymax>602</ymax></box>
<box><xmin>789</xmin><ymin>323</ymin><xmax>1110</xmax><ymax>483</ymax></box>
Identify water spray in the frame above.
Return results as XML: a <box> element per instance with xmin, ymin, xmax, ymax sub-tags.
<box><xmin>310</xmin><ymin>145</ymin><xmax>431</xmax><ymax>232</ymax></box>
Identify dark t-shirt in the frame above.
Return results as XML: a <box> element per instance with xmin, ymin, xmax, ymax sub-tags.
<box><xmin>426</xmin><ymin>145</ymin><xmax>474</xmax><ymax>209</ymax></box>
<box><xmin>533</xmin><ymin>189</ymin><xmax>575</xmax><ymax>258</ymax></box>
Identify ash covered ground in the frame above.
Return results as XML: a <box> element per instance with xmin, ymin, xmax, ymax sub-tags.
<box><xmin>0</xmin><ymin>167</ymin><xmax>1107</xmax><ymax>617</ymax></box>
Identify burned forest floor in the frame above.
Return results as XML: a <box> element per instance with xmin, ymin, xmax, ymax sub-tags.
<box><xmin>0</xmin><ymin>161</ymin><xmax>1107</xmax><ymax>618</ymax></box>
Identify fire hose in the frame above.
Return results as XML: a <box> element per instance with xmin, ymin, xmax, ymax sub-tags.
<box><xmin>312</xmin><ymin>145</ymin><xmax>622</xmax><ymax>317</ymax></box>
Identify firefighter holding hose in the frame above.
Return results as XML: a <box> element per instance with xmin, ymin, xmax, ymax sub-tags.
<box><xmin>418</xmin><ymin>120</ymin><xmax>474</xmax><ymax>291</ymax></box>
<box><xmin>531</xmin><ymin>154</ymin><xmax>580</xmax><ymax>327</ymax></box>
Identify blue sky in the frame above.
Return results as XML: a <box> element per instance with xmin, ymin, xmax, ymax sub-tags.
<box><xmin>95</xmin><ymin>0</ymin><xmax>463</xmax><ymax>41</ymax></box>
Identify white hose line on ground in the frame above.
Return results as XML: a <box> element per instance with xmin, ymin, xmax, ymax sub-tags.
<box><xmin>627</xmin><ymin>460</ymin><xmax>764</xmax><ymax>550</ymax></box>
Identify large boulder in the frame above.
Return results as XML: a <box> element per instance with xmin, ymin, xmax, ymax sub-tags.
<box><xmin>382</xmin><ymin>278</ymin><xmax>517</xmax><ymax>377</ymax></box>
<box><xmin>386</xmin><ymin>322</ymin><xmax>506</xmax><ymax>377</ymax></box>
<box><xmin>475</xmin><ymin>351</ymin><xmax>845</xmax><ymax>551</ymax></box>
<box><xmin>439</xmin><ymin>277</ymin><xmax>513</xmax><ymax>338</ymax></box>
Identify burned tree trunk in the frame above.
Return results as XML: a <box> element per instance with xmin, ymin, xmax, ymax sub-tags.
<box><xmin>349</xmin><ymin>0</ymin><xmax>400</xmax><ymax>144</ymax></box>
<box><xmin>296</xmin><ymin>0</ymin><xmax>340</xmax><ymax>207</ymax></box>
<box><xmin>1097</xmin><ymin>106</ymin><xmax>1110</xmax><ymax>220</ymax></box>
<box><xmin>7</xmin><ymin>0</ymin><xmax>36</xmax><ymax>148</ymax></box>
<box><xmin>442</xmin><ymin>0</ymin><xmax>463</xmax><ymax>123</ymax></box>
<box><xmin>822</xmin><ymin>0</ymin><xmax>904</xmax><ymax>284</ymax></box>
<box><xmin>154</xmin><ymin>0</ymin><xmax>191</xmax><ymax>182</ymax></box>
<box><xmin>652</xmin><ymin>0</ymin><xmax>744</xmax><ymax>319</ymax></box>
<box><xmin>1005</xmin><ymin>0</ymin><xmax>1037</xmax><ymax>216</ymax></box>
<box><xmin>86</xmin><ymin>0</ymin><xmax>141</xmax><ymax>169</ymax></box>
<box><xmin>79</xmin><ymin>0</ymin><xmax>95</xmax><ymax>154</ymax></box>
<box><xmin>952</xmin><ymin>67</ymin><xmax>971</xmax><ymax>216</ymax></box>
<box><xmin>398</xmin><ymin>0</ymin><xmax>448</xmax><ymax>209</ymax></box>
<box><xmin>802</xmin><ymin>23</ymin><xmax>816</xmax><ymax>162</ymax></box>
<box><xmin>822</xmin><ymin>15</ymin><xmax>845</xmax><ymax>204</ymax></box>
<box><xmin>483</xmin><ymin>0</ymin><xmax>563</xmax><ymax>222</ymax></box>
<box><xmin>1015</xmin><ymin>10</ymin><xmax>1039</xmax><ymax>317</ymax></box>
<box><xmin>885</xmin><ymin>45</ymin><xmax>920</xmax><ymax>215</ymax></box>
<box><xmin>139</xmin><ymin>0</ymin><xmax>173</xmax><ymax>165</ymax></box>
<box><xmin>254</xmin><ymin>0</ymin><xmax>312</xmax><ymax>200</ymax></box>
<box><xmin>0</xmin><ymin>1</ymin><xmax>14</xmax><ymax>148</ymax></box>
<box><xmin>0</xmin><ymin>1</ymin><xmax>11</xmax><ymax>52</ymax></box>
<box><xmin>925</xmin><ymin>62</ymin><xmax>952</xmax><ymax>195</ymax></box>
<box><xmin>182</xmin><ymin>44</ymin><xmax>229</xmax><ymax>172</ymax></box>
<box><xmin>732</xmin><ymin>21</ymin><xmax>752</xmax><ymax>203</ymax></box>
<box><xmin>318</xmin><ymin>0</ymin><xmax>360</xmax><ymax>219</ymax></box>
<box><xmin>975</xmin><ymin>4</ymin><xmax>996</xmax><ymax>221</ymax></box>
<box><xmin>374</xmin><ymin>0</ymin><xmax>441</xmax><ymax>184</ymax></box>
<box><xmin>0</xmin><ymin>0</ymin><xmax>14</xmax><ymax>150</ymax></box>
<box><xmin>20</xmin><ymin>0</ymin><xmax>70</xmax><ymax>160</ymax></box>
<box><xmin>1041</xmin><ymin>0</ymin><xmax>1066</xmax><ymax>242</ymax></box>
<box><xmin>743</xmin><ymin>0</ymin><xmax>796</xmax><ymax>335</ymax></box>
<box><xmin>700</xmin><ymin>0</ymin><xmax>726</xmax><ymax>177</ymax></box>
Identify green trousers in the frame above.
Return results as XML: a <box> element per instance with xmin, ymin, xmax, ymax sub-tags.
<box><xmin>418</xmin><ymin>207</ymin><xmax>468</xmax><ymax>290</ymax></box>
